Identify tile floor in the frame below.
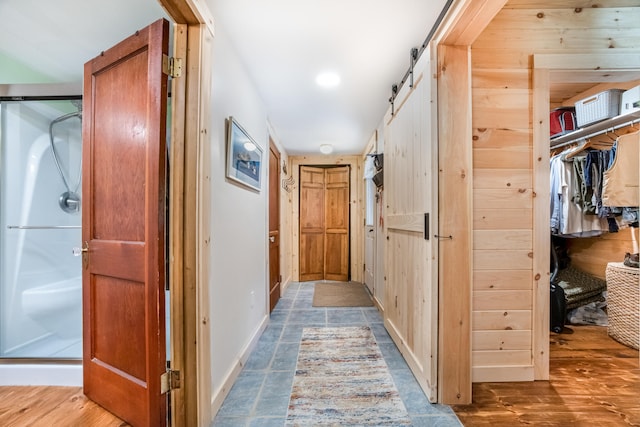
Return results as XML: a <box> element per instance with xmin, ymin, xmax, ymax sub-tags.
<box><xmin>212</xmin><ymin>282</ymin><xmax>463</xmax><ymax>427</ymax></box>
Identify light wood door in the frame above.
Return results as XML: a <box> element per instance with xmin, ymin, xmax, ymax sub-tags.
<box><xmin>82</xmin><ymin>19</ymin><xmax>169</xmax><ymax>427</ymax></box>
<box><xmin>364</xmin><ymin>224</ymin><xmax>375</xmax><ymax>292</ymax></box>
<box><xmin>268</xmin><ymin>140</ymin><xmax>281</xmax><ymax>312</ymax></box>
<box><xmin>384</xmin><ymin>62</ymin><xmax>438</xmax><ymax>401</ymax></box>
<box><xmin>364</xmin><ymin>179</ymin><xmax>376</xmax><ymax>293</ymax></box>
<box><xmin>299</xmin><ymin>165</ymin><xmax>349</xmax><ymax>281</ymax></box>
<box><xmin>299</xmin><ymin>166</ymin><xmax>325</xmax><ymax>281</ymax></box>
<box><xmin>324</xmin><ymin>167</ymin><xmax>349</xmax><ymax>281</ymax></box>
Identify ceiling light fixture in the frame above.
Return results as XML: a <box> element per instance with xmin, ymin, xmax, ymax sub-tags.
<box><xmin>320</xmin><ymin>144</ymin><xmax>333</xmax><ymax>155</ymax></box>
<box><xmin>315</xmin><ymin>72</ymin><xmax>341</xmax><ymax>88</ymax></box>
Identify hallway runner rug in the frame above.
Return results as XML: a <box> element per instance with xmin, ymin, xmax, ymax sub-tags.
<box><xmin>285</xmin><ymin>326</ymin><xmax>411</xmax><ymax>426</ymax></box>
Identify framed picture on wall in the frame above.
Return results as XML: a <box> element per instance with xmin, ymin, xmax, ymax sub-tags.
<box><xmin>226</xmin><ymin>116</ymin><xmax>263</xmax><ymax>192</ymax></box>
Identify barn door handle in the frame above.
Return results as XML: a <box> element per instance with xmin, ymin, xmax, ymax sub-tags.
<box><xmin>424</xmin><ymin>213</ymin><xmax>429</xmax><ymax>240</ymax></box>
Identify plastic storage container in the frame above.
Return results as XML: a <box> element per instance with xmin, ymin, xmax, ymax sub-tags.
<box><xmin>620</xmin><ymin>85</ymin><xmax>640</xmax><ymax>116</ymax></box>
<box><xmin>574</xmin><ymin>89</ymin><xmax>624</xmax><ymax>127</ymax></box>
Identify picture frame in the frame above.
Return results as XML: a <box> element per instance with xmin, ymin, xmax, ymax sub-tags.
<box><xmin>225</xmin><ymin>116</ymin><xmax>263</xmax><ymax>192</ymax></box>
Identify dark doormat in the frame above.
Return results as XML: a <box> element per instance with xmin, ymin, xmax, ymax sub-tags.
<box><xmin>312</xmin><ymin>282</ymin><xmax>374</xmax><ymax>307</ymax></box>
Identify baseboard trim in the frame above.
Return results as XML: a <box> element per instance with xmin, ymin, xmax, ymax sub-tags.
<box><xmin>210</xmin><ymin>314</ymin><xmax>269</xmax><ymax>416</ymax></box>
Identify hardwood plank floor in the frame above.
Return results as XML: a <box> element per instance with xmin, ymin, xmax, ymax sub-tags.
<box><xmin>453</xmin><ymin>325</ymin><xmax>640</xmax><ymax>426</ymax></box>
<box><xmin>0</xmin><ymin>386</ymin><xmax>128</xmax><ymax>427</ymax></box>
<box><xmin>1</xmin><ymin>326</ymin><xmax>637</xmax><ymax>426</ymax></box>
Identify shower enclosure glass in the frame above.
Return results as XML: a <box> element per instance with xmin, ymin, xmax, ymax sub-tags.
<box><xmin>0</xmin><ymin>98</ymin><xmax>83</xmax><ymax>359</ymax></box>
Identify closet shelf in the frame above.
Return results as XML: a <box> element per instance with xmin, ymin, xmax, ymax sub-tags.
<box><xmin>550</xmin><ymin>110</ymin><xmax>640</xmax><ymax>149</ymax></box>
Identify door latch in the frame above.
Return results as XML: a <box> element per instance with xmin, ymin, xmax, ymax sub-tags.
<box><xmin>73</xmin><ymin>241</ymin><xmax>89</xmax><ymax>269</ymax></box>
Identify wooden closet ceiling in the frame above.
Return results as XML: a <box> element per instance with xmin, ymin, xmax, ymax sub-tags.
<box><xmin>509</xmin><ymin>0</ymin><xmax>640</xmax><ymax>104</ymax></box>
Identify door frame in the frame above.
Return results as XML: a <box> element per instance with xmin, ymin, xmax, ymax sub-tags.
<box><xmin>290</xmin><ymin>156</ymin><xmax>364</xmax><ymax>283</ymax></box>
<box><xmin>531</xmin><ymin>53</ymin><xmax>640</xmax><ymax>381</ymax></box>
<box><xmin>430</xmin><ymin>0</ymin><xmax>507</xmax><ymax>405</ymax></box>
<box><xmin>155</xmin><ymin>1</ymin><xmax>214</xmax><ymax>426</ymax></box>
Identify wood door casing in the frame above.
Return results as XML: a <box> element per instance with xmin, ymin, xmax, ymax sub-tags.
<box><xmin>299</xmin><ymin>165</ymin><xmax>349</xmax><ymax>282</ymax></box>
<box><xmin>268</xmin><ymin>139</ymin><xmax>281</xmax><ymax>312</ymax></box>
<box><xmin>82</xmin><ymin>19</ymin><xmax>169</xmax><ymax>427</ymax></box>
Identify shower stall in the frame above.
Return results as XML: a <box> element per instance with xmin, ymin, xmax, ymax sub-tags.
<box><xmin>0</xmin><ymin>93</ymin><xmax>83</xmax><ymax>383</ymax></box>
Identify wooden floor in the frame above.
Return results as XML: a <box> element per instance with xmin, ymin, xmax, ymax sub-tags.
<box><xmin>0</xmin><ymin>385</ymin><xmax>127</xmax><ymax>427</ymax></box>
<box><xmin>1</xmin><ymin>326</ymin><xmax>638</xmax><ymax>426</ymax></box>
<box><xmin>453</xmin><ymin>325</ymin><xmax>640</xmax><ymax>426</ymax></box>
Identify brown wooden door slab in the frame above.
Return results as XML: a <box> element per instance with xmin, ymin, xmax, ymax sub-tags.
<box><xmin>324</xmin><ymin>167</ymin><xmax>349</xmax><ymax>281</ymax></box>
<box><xmin>82</xmin><ymin>18</ymin><xmax>169</xmax><ymax>427</ymax></box>
<box><xmin>299</xmin><ymin>165</ymin><xmax>349</xmax><ymax>281</ymax></box>
<box><xmin>299</xmin><ymin>166</ymin><xmax>325</xmax><ymax>281</ymax></box>
<box><xmin>268</xmin><ymin>140</ymin><xmax>281</xmax><ymax>312</ymax></box>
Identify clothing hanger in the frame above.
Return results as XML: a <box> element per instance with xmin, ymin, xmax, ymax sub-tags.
<box><xmin>564</xmin><ymin>138</ymin><xmax>596</xmax><ymax>159</ymax></box>
<box><xmin>564</xmin><ymin>134</ymin><xmax>614</xmax><ymax>159</ymax></box>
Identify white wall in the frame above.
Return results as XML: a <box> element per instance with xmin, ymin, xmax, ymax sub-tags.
<box><xmin>209</xmin><ymin>22</ymin><xmax>270</xmax><ymax>403</ymax></box>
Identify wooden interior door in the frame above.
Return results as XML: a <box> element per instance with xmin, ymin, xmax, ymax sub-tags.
<box><xmin>384</xmin><ymin>60</ymin><xmax>438</xmax><ymax>401</ymax></box>
<box><xmin>299</xmin><ymin>165</ymin><xmax>350</xmax><ymax>281</ymax></box>
<box><xmin>364</xmin><ymin>179</ymin><xmax>376</xmax><ymax>293</ymax></box>
<box><xmin>299</xmin><ymin>166</ymin><xmax>325</xmax><ymax>281</ymax></box>
<box><xmin>268</xmin><ymin>139</ymin><xmax>281</xmax><ymax>312</ymax></box>
<box><xmin>324</xmin><ymin>167</ymin><xmax>349</xmax><ymax>281</ymax></box>
<box><xmin>82</xmin><ymin>18</ymin><xmax>169</xmax><ymax>427</ymax></box>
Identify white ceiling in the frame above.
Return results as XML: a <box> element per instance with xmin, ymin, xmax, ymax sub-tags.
<box><xmin>0</xmin><ymin>0</ymin><xmax>449</xmax><ymax>155</ymax></box>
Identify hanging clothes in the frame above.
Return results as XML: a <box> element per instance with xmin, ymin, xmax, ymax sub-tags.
<box><xmin>550</xmin><ymin>153</ymin><xmax>607</xmax><ymax>238</ymax></box>
<box><xmin>602</xmin><ymin>130</ymin><xmax>640</xmax><ymax>208</ymax></box>
<box><xmin>550</xmin><ymin>128</ymin><xmax>640</xmax><ymax>237</ymax></box>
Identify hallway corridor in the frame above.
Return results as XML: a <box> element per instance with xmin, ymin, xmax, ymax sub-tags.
<box><xmin>212</xmin><ymin>282</ymin><xmax>462</xmax><ymax>426</ymax></box>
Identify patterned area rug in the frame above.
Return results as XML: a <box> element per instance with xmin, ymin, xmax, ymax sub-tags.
<box><xmin>286</xmin><ymin>326</ymin><xmax>411</xmax><ymax>426</ymax></box>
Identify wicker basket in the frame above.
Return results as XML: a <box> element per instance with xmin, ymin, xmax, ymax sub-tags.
<box><xmin>605</xmin><ymin>262</ymin><xmax>639</xmax><ymax>350</ymax></box>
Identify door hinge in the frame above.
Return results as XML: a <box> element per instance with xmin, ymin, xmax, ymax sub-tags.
<box><xmin>161</xmin><ymin>369</ymin><xmax>181</xmax><ymax>394</ymax></box>
<box><xmin>162</xmin><ymin>55</ymin><xmax>183</xmax><ymax>78</ymax></box>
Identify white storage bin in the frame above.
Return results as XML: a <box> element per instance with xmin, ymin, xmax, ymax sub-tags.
<box><xmin>620</xmin><ymin>85</ymin><xmax>640</xmax><ymax>115</ymax></box>
<box><xmin>574</xmin><ymin>89</ymin><xmax>624</xmax><ymax>127</ymax></box>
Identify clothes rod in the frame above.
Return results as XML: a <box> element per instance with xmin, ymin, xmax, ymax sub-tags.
<box><xmin>7</xmin><ymin>225</ymin><xmax>81</xmax><ymax>229</ymax></box>
<box><xmin>550</xmin><ymin>116</ymin><xmax>640</xmax><ymax>151</ymax></box>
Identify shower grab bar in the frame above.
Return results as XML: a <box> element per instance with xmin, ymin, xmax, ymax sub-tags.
<box><xmin>7</xmin><ymin>225</ymin><xmax>81</xmax><ymax>230</ymax></box>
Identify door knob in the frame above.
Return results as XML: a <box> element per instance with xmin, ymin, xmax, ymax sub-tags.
<box><xmin>72</xmin><ymin>241</ymin><xmax>89</xmax><ymax>256</ymax></box>
<box><xmin>269</xmin><ymin>236</ymin><xmax>275</xmax><ymax>243</ymax></box>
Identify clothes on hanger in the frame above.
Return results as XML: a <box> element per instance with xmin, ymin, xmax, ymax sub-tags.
<box><xmin>550</xmin><ymin>152</ymin><xmax>607</xmax><ymax>237</ymax></box>
<box><xmin>602</xmin><ymin>130</ymin><xmax>640</xmax><ymax>207</ymax></box>
<box><xmin>550</xmin><ymin>129</ymin><xmax>639</xmax><ymax>237</ymax></box>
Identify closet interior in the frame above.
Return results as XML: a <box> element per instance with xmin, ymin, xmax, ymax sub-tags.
<box><xmin>548</xmin><ymin>78</ymin><xmax>639</xmax><ymax>352</ymax></box>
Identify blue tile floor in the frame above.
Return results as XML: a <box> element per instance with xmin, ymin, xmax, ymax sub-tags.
<box><xmin>212</xmin><ymin>282</ymin><xmax>463</xmax><ymax>427</ymax></box>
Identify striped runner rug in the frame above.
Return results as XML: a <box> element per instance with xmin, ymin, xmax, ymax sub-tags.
<box><xmin>285</xmin><ymin>326</ymin><xmax>411</xmax><ymax>426</ymax></box>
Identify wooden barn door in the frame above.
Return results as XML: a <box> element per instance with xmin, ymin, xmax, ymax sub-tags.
<box><xmin>384</xmin><ymin>58</ymin><xmax>438</xmax><ymax>401</ymax></box>
<box><xmin>82</xmin><ymin>19</ymin><xmax>169</xmax><ymax>427</ymax></box>
<box><xmin>299</xmin><ymin>165</ymin><xmax>350</xmax><ymax>281</ymax></box>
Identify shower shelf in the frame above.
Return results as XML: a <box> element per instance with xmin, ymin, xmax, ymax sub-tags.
<box><xmin>7</xmin><ymin>225</ymin><xmax>81</xmax><ymax>229</ymax></box>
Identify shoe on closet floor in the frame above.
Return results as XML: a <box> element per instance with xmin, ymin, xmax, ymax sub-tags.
<box><xmin>623</xmin><ymin>252</ymin><xmax>639</xmax><ymax>268</ymax></box>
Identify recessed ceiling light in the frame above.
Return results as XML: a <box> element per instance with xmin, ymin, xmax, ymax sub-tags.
<box><xmin>320</xmin><ymin>144</ymin><xmax>333</xmax><ymax>154</ymax></box>
<box><xmin>315</xmin><ymin>72</ymin><xmax>341</xmax><ymax>88</ymax></box>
